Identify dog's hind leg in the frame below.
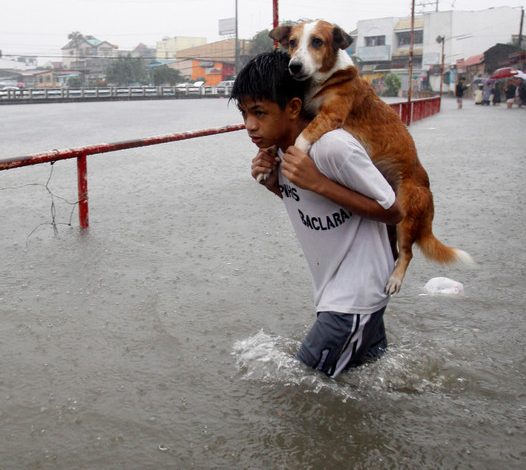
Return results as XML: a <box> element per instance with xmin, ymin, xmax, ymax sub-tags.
<box><xmin>385</xmin><ymin>219</ymin><xmax>416</xmax><ymax>295</ymax></box>
<box><xmin>384</xmin><ymin>181</ymin><xmax>429</xmax><ymax>295</ymax></box>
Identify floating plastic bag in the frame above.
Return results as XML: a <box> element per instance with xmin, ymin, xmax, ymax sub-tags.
<box><xmin>423</xmin><ymin>277</ymin><xmax>464</xmax><ymax>295</ymax></box>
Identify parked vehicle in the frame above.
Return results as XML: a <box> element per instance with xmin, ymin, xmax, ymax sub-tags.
<box><xmin>216</xmin><ymin>80</ymin><xmax>234</xmax><ymax>96</ymax></box>
<box><xmin>0</xmin><ymin>86</ymin><xmax>21</xmax><ymax>97</ymax></box>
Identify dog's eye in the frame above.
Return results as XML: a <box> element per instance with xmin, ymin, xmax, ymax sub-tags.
<box><xmin>289</xmin><ymin>39</ymin><xmax>297</xmax><ymax>48</ymax></box>
<box><xmin>311</xmin><ymin>37</ymin><xmax>323</xmax><ymax>48</ymax></box>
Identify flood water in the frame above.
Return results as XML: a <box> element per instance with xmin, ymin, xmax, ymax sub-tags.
<box><xmin>1</xmin><ymin>98</ymin><xmax>525</xmax><ymax>469</ymax></box>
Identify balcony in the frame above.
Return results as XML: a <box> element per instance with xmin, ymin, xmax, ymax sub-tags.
<box><xmin>356</xmin><ymin>45</ymin><xmax>391</xmax><ymax>62</ymax></box>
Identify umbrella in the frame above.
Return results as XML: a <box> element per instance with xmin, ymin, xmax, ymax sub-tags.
<box><xmin>490</xmin><ymin>67</ymin><xmax>522</xmax><ymax>79</ymax></box>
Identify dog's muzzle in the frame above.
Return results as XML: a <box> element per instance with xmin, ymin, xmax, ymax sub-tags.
<box><xmin>288</xmin><ymin>60</ymin><xmax>305</xmax><ymax>78</ymax></box>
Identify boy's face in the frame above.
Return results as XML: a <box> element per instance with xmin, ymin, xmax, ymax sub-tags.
<box><xmin>237</xmin><ymin>98</ymin><xmax>294</xmax><ymax>150</ymax></box>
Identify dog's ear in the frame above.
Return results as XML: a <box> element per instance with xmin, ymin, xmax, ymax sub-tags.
<box><xmin>269</xmin><ymin>25</ymin><xmax>293</xmax><ymax>48</ymax></box>
<box><xmin>333</xmin><ymin>27</ymin><xmax>353</xmax><ymax>50</ymax></box>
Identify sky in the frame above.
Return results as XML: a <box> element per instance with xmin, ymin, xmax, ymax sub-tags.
<box><xmin>1</xmin><ymin>0</ymin><xmax>524</xmax><ymax>63</ymax></box>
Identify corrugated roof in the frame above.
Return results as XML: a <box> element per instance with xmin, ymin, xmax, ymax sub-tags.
<box><xmin>464</xmin><ymin>54</ymin><xmax>484</xmax><ymax>66</ymax></box>
<box><xmin>0</xmin><ymin>58</ymin><xmax>34</xmax><ymax>71</ymax></box>
<box><xmin>175</xmin><ymin>39</ymin><xmax>252</xmax><ymax>63</ymax></box>
<box><xmin>85</xmin><ymin>36</ymin><xmax>102</xmax><ymax>47</ymax></box>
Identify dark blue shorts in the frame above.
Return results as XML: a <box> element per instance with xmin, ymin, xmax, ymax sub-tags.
<box><xmin>296</xmin><ymin>307</ymin><xmax>388</xmax><ymax>378</ymax></box>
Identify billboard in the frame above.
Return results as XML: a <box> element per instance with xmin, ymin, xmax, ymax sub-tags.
<box><xmin>219</xmin><ymin>18</ymin><xmax>236</xmax><ymax>36</ymax></box>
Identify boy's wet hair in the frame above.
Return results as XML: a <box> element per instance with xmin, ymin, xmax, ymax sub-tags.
<box><xmin>230</xmin><ymin>50</ymin><xmax>309</xmax><ymax>114</ymax></box>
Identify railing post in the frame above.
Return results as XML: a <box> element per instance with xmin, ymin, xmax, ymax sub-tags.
<box><xmin>77</xmin><ymin>153</ymin><xmax>89</xmax><ymax>229</ymax></box>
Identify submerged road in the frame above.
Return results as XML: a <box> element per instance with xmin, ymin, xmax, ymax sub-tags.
<box><xmin>0</xmin><ymin>97</ymin><xmax>525</xmax><ymax>468</ymax></box>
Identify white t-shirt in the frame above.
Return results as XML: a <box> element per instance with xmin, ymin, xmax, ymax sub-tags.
<box><xmin>278</xmin><ymin>129</ymin><xmax>396</xmax><ymax>314</ymax></box>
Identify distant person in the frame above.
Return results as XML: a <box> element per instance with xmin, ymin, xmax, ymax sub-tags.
<box><xmin>455</xmin><ymin>77</ymin><xmax>469</xmax><ymax>109</ymax></box>
<box><xmin>482</xmin><ymin>82</ymin><xmax>492</xmax><ymax>106</ymax></box>
<box><xmin>474</xmin><ymin>84</ymin><xmax>483</xmax><ymax>105</ymax></box>
<box><xmin>505</xmin><ymin>81</ymin><xmax>517</xmax><ymax>109</ymax></box>
<box><xmin>518</xmin><ymin>79</ymin><xmax>526</xmax><ymax>108</ymax></box>
<box><xmin>492</xmin><ymin>82</ymin><xmax>501</xmax><ymax>106</ymax></box>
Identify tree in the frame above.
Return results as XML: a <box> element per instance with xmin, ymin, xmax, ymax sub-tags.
<box><xmin>105</xmin><ymin>56</ymin><xmax>149</xmax><ymax>86</ymax></box>
<box><xmin>67</xmin><ymin>31</ymin><xmax>83</xmax><ymax>45</ymax></box>
<box><xmin>383</xmin><ymin>73</ymin><xmax>402</xmax><ymax>97</ymax></box>
<box><xmin>250</xmin><ymin>29</ymin><xmax>274</xmax><ymax>57</ymax></box>
<box><xmin>152</xmin><ymin>65</ymin><xmax>183</xmax><ymax>85</ymax></box>
<box><xmin>67</xmin><ymin>76</ymin><xmax>82</xmax><ymax>88</ymax></box>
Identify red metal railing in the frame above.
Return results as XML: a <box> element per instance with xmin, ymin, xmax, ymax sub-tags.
<box><xmin>0</xmin><ymin>97</ymin><xmax>441</xmax><ymax>229</ymax></box>
<box><xmin>0</xmin><ymin>125</ymin><xmax>245</xmax><ymax>229</ymax></box>
<box><xmin>389</xmin><ymin>96</ymin><xmax>441</xmax><ymax>125</ymax></box>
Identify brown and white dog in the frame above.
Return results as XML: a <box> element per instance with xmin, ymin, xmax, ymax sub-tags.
<box><xmin>269</xmin><ymin>20</ymin><xmax>472</xmax><ymax>294</ymax></box>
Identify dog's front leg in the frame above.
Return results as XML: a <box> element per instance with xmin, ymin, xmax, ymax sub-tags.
<box><xmin>295</xmin><ymin>98</ymin><xmax>350</xmax><ymax>153</ymax></box>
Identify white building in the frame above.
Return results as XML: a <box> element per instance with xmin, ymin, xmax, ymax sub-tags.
<box><xmin>156</xmin><ymin>36</ymin><xmax>207</xmax><ymax>60</ymax></box>
<box><xmin>62</xmin><ymin>34</ymin><xmax>118</xmax><ymax>70</ymax></box>
<box><xmin>355</xmin><ymin>6</ymin><xmax>523</xmax><ymax>93</ymax></box>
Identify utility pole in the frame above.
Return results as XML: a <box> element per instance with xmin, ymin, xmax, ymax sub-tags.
<box><xmin>416</xmin><ymin>0</ymin><xmax>439</xmax><ymax>13</ymax></box>
<box><xmin>235</xmin><ymin>0</ymin><xmax>240</xmax><ymax>76</ymax></box>
<box><xmin>436</xmin><ymin>35</ymin><xmax>445</xmax><ymax>99</ymax></box>
<box><xmin>407</xmin><ymin>0</ymin><xmax>415</xmax><ymax>125</ymax></box>
<box><xmin>273</xmin><ymin>0</ymin><xmax>279</xmax><ymax>48</ymax></box>
<box><xmin>517</xmin><ymin>7</ymin><xmax>524</xmax><ymax>71</ymax></box>
<box><xmin>519</xmin><ymin>7</ymin><xmax>524</xmax><ymax>49</ymax></box>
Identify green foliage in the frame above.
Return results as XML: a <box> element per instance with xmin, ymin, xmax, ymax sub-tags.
<box><xmin>250</xmin><ymin>29</ymin><xmax>274</xmax><ymax>56</ymax></box>
<box><xmin>383</xmin><ymin>73</ymin><xmax>401</xmax><ymax>97</ymax></box>
<box><xmin>105</xmin><ymin>56</ymin><xmax>149</xmax><ymax>86</ymax></box>
<box><xmin>67</xmin><ymin>76</ymin><xmax>82</xmax><ymax>88</ymax></box>
<box><xmin>152</xmin><ymin>65</ymin><xmax>183</xmax><ymax>85</ymax></box>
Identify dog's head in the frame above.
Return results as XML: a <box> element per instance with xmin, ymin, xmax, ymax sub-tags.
<box><xmin>269</xmin><ymin>20</ymin><xmax>353</xmax><ymax>81</ymax></box>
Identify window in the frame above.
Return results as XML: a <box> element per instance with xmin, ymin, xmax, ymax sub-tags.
<box><xmin>365</xmin><ymin>35</ymin><xmax>386</xmax><ymax>47</ymax></box>
<box><xmin>396</xmin><ymin>30</ymin><xmax>423</xmax><ymax>46</ymax></box>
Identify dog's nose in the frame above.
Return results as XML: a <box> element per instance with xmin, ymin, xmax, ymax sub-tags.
<box><xmin>289</xmin><ymin>61</ymin><xmax>303</xmax><ymax>75</ymax></box>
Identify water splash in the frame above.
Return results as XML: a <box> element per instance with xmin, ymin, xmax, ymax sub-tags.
<box><xmin>232</xmin><ymin>331</ymin><xmax>461</xmax><ymax>400</ymax></box>
<box><xmin>232</xmin><ymin>330</ymin><xmax>358</xmax><ymax>401</ymax></box>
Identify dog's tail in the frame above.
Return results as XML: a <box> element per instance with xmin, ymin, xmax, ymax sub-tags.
<box><xmin>417</xmin><ymin>233</ymin><xmax>474</xmax><ymax>265</ymax></box>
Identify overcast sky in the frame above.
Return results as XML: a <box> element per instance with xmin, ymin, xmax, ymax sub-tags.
<box><xmin>1</xmin><ymin>0</ymin><xmax>524</xmax><ymax>62</ymax></box>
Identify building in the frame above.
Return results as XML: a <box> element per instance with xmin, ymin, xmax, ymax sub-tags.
<box><xmin>0</xmin><ymin>58</ymin><xmax>35</xmax><ymax>87</ymax></box>
<box><xmin>156</xmin><ymin>36</ymin><xmax>207</xmax><ymax>60</ymax></box>
<box><xmin>61</xmin><ymin>34</ymin><xmax>118</xmax><ymax>84</ymax></box>
<box><xmin>354</xmin><ymin>6</ymin><xmax>523</xmax><ymax>95</ymax></box>
<box><xmin>130</xmin><ymin>43</ymin><xmax>156</xmax><ymax>59</ymax></box>
<box><xmin>118</xmin><ymin>43</ymin><xmax>156</xmax><ymax>61</ymax></box>
<box><xmin>172</xmin><ymin>39</ymin><xmax>252</xmax><ymax>85</ymax></box>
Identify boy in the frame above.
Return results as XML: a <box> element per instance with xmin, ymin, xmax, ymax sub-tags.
<box><xmin>231</xmin><ymin>51</ymin><xmax>402</xmax><ymax>378</ymax></box>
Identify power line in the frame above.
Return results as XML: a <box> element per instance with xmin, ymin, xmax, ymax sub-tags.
<box><xmin>1</xmin><ymin>53</ymin><xmax>240</xmax><ymax>63</ymax></box>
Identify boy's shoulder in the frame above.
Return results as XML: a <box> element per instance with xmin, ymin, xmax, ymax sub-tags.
<box><xmin>312</xmin><ymin>128</ymin><xmax>367</xmax><ymax>157</ymax></box>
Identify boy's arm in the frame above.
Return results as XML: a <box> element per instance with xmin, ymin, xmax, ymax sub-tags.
<box><xmin>281</xmin><ymin>146</ymin><xmax>403</xmax><ymax>225</ymax></box>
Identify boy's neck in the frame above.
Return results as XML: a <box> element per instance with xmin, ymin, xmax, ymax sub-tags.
<box><xmin>278</xmin><ymin>117</ymin><xmax>309</xmax><ymax>152</ymax></box>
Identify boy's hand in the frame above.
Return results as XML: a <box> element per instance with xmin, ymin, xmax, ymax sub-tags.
<box><xmin>251</xmin><ymin>146</ymin><xmax>281</xmax><ymax>196</ymax></box>
<box><xmin>281</xmin><ymin>146</ymin><xmax>323</xmax><ymax>192</ymax></box>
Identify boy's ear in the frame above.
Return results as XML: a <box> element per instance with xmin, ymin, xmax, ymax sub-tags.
<box><xmin>287</xmin><ymin>97</ymin><xmax>303</xmax><ymax>119</ymax></box>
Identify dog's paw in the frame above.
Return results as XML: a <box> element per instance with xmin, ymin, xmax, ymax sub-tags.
<box><xmin>294</xmin><ymin>134</ymin><xmax>312</xmax><ymax>154</ymax></box>
<box><xmin>385</xmin><ymin>275</ymin><xmax>402</xmax><ymax>295</ymax></box>
<box><xmin>256</xmin><ymin>172</ymin><xmax>269</xmax><ymax>183</ymax></box>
